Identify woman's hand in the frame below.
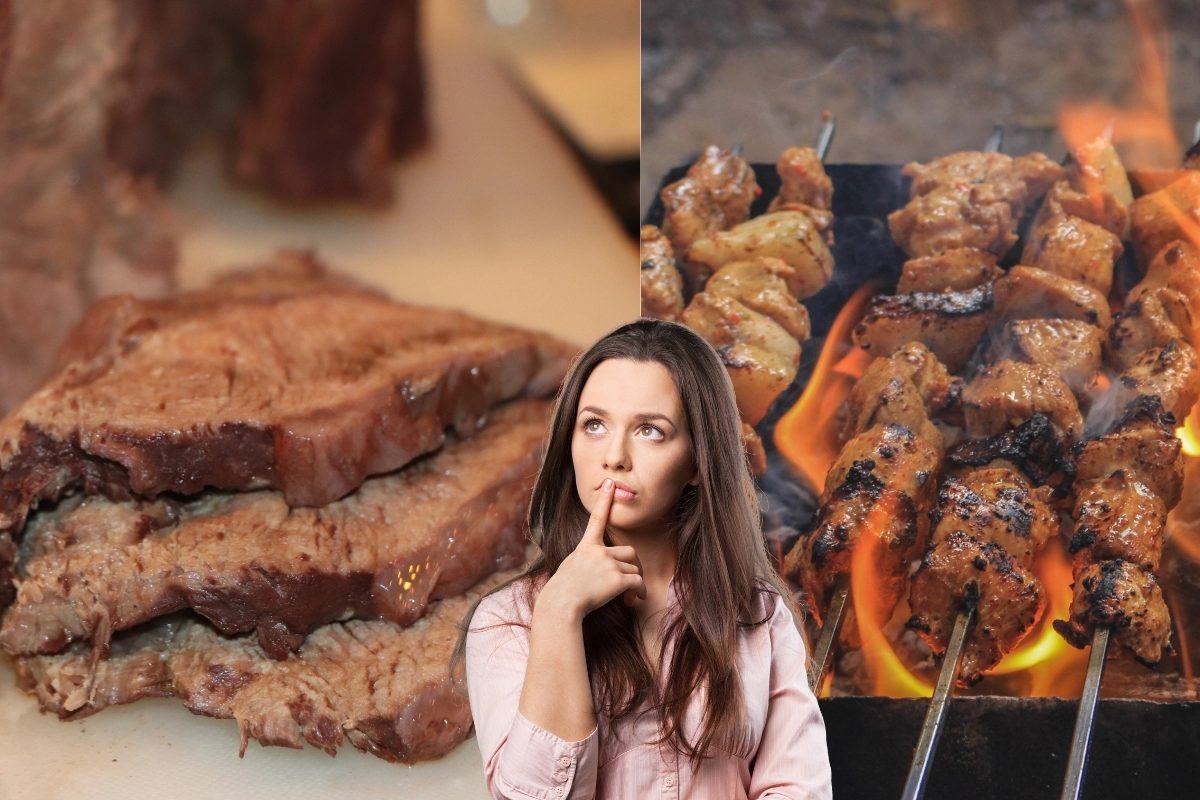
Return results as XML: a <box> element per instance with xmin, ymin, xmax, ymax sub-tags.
<box><xmin>541</xmin><ymin>478</ymin><xmax>647</xmax><ymax>620</ymax></box>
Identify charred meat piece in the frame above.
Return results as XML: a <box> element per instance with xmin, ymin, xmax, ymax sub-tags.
<box><xmin>680</xmin><ymin>292</ymin><xmax>800</xmax><ymax>425</ymax></box>
<box><xmin>889</xmin><ymin>152</ymin><xmax>1063</xmax><ymax>257</ymax></box>
<box><xmin>1054</xmin><ymin>559</ymin><xmax>1171</xmax><ymax>666</ymax></box>
<box><xmin>1047</xmin><ymin>137</ymin><xmax>1134</xmax><ymax>238</ymax></box>
<box><xmin>852</xmin><ymin>285</ymin><xmax>995</xmax><ymax>373</ymax></box>
<box><xmin>0</xmin><ymin>400</ymin><xmax>548</xmax><ymax>660</ymax></box>
<box><xmin>929</xmin><ymin>468</ymin><xmax>1058</xmax><ymax>566</ymax></box>
<box><xmin>887</xmin><ymin>341</ymin><xmax>962</xmax><ymax>417</ymax></box>
<box><xmin>1127</xmin><ymin>240</ymin><xmax>1200</xmax><ymax>332</ymax></box>
<box><xmin>1107</xmin><ymin>288</ymin><xmax>1194</xmax><ymax>371</ymax></box>
<box><xmin>784</xmin><ymin>423</ymin><xmax>940</xmax><ymax>632</ymax></box>
<box><xmin>986</xmin><ymin>318</ymin><xmax>1103</xmax><ymax>395</ymax></box>
<box><xmin>1071</xmin><ymin>396</ymin><xmax>1183</xmax><ymax>511</ymax></box>
<box><xmin>703</xmin><ymin>257</ymin><xmax>813</xmax><ymax>341</ymax></box>
<box><xmin>993</xmin><ymin>266</ymin><xmax>1112</xmax><ymax>331</ymax></box>
<box><xmin>962</xmin><ymin>360</ymin><xmax>1085</xmax><ymax>443</ymax></box>
<box><xmin>1071</xmin><ymin>470</ymin><xmax>1165</xmax><ymax>574</ymax></box>
<box><xmin>1021</xmin><ymin>211</ymin><xmax>1123</xmax><ymax>296</ymax></box>
<box><xmin>907</xmin><ymin>529</ymin><xmax>1045</xmax><ymax>687</ymax></box>
<box><xmin>1130</xmin><ymin>171</ymin><xmax>1200</xmax><ymax>267</ymax></box>
<box><xmin>842</xmin><ymin>351</ymin><xmax>944</xmax><ymax>451</ymax></box>
<box><xmin>1112</xmin><ymin>338</ymin><xmax>1200</xmax><ymax>422</ymax></box>
<box><xmin>659</xmin><ymin>145</ymin><xmax>758</xmax><ymax>268</ymax></box>
<box><xmin>947</xmin><ymin>413</ymin><xmax>1070</xmax><ymax>487</ymax></box>
<box><xmin>640</xmin><ymin>225</ymin><xmax>684</xmax><ymax>322</ymax></box>
<box><xmin>14</xmin><ymin>568</ymin><xmax>518</xmax><ymax>762</ymax></box>
<box><xmin>687</xmin><ymin>210</ymin><xmax>834</xmax><ymax>301</ymax></box>
<box><xmin>768</xmin><ymin>146</ymin><xmax>833</xmax><ymax>212</ymax></box>
<box><xmin>896</xmin><ymin>248</ymin><xmax>1001</xmax><ymax>294</ymax></box>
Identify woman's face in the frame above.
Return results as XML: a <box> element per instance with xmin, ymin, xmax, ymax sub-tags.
<box><xmin>571</xmin><ymin>358</ymin><xmax>698</xmax><ymax>538</ymax></box>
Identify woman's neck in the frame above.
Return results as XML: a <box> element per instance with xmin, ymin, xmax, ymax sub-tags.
<box><xmin>607</xmin><ymin>524</ymin><xmax>677</xmax><ymax>588</ymax></box>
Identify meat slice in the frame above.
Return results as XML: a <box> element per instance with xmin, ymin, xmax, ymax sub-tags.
<box><xmin>1107</xmin><ymin>288</ymin><xmax>1194</xmax><ymax>372</ymax></box>
<box><xmin>1112</xmin><ymin>339</ymin><xmax>1200</xmax><ymax>422</ymax></box>
<box><xmin>896</xmin><ymin>248</ymin><xmax>1001</xmax><ymax>294</ymax></box>
<box><xmin>767</xmin><ymin>147</ymin><xmax>833</xmax><ymax>212</ymax></box>
<box><xmin>907</xmin><ymin>530</ymin><xmax>1045</xmax><ymax>687</ymax></box>
<box><xmin>1130</xmin><ymin>171</ymin><xmax>1200</xmax><ymax>267</ymax></box>
<box><xmin>1054</xmin><ymin>560</ymin><xmax>1171</xmax><ymax>666</ymax></box>
<box><xmin>1070</xmin><ymin>470</ymin><xmax>1165</xmax><ymax>575</ymax></box>
<box><xmin>1020</xmin><ymin>211</ymin><xmax>1123</xmax><ymax>296</ymax></box>
<box><xmin>639</xmin><ymin>225</ymin><xmax>684</xmax><ymax>322</ymax></box>
<box><xmin>852</xmin><ymin>285</ymin><xmax>995</xmax><ymax>373</ymax></box>
<box><xmin>0</xmin><ymin>400</ymin><xmax>548</xmax><ymax>660</ymax></box>
<box><xmin>993</xmin><ymin>266</ymin><xmax>1112</xmax><ymax>331</ymax></box>
<box><xmin>1071</xmin><ymin>396</ymin><xmax>1183</xmax><ymax>511</ymax></box>
<box><xmin>14</xmin><ymin>568</ymin><xmax>519</xmax><ymax>763</ymax></box>
<box><xmin>962</xmin><ymin>360</ymin><xmax>1084</xmax><ymax>443</ymax></box>
<box><xmin>929</xmin><ymin>469</ymin><xmax>1058</xmax><ymax>567</ymax></box>
<box><xmin>1127</xmin><ymin>240</ymin><xmax>1200</xmax><ymax>330</ymax></box>
<box><xmin>0</xmin><ymin>254</ymin><xmax>572</xmax><ymax>554</ymax></box>
<box><xmin>986</xmin><ymin>318</ymin><xmax>1103</xmax><ymax>395</ymax></box>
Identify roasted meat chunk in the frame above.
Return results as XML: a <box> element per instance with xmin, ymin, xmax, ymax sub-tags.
<box><xmin>687</xmin><ymin>210</ymin><xmax>834</xmax><ymax>301</ymax></box>
<box><xmin>852</xmin><ymin>285</ymin><xmax>994</xmax><ymax>373</ymax></box>
<box><xmin>1107</xmin><ymin>288</ymin><xmax>1193</xmax><ymax>372</ymax></box>
<box><xmin>785</xmin><ymin>424</ymin><xmax>940</xmax><ymax>636</ymax></box>
<box><xmin>703</xmin><ymin>258</ymin><xmax>813</xmax><ymax>341</ymax></box>
<box><xmin>1070</xmin><ymin>470</ymin><xmax>1165</xmax><ymax>574</ymax></box>
<box><xmin>1071</xmin><ymin>396</ymin><xmax>1183</xmax><ymax>511</ymax></box>
<box><xmin>1112</xmin><ymin>338</ymin><xmax>1200</xmax><ymax>422</ymax></box>
<box><xmin>962</xmin><ymin>360</ymin><xmax>1085</xmax><ymax>443</ymax></box>
<box><xmin>1054</xmin><ymin>560</ymin><xmax>1171</xmax><ymax>666</ymax></box>
<box><xmin>640</xmin><ymin>225</ymin><xmax>684</xmax><ymax>322</ymax></box>
<box><xmin>1020</xmin><ymin>211</ymin><xmax>1123</xmax><ymax>296</ymax></box>
<box><xmin>842</xmin><ymin>354</ymin><xmax>944</xmax><ymax>451</ymax></box>
<box><xmin>993</xmin><ymin>266</ymin><xmax>1112</xmax><ymax>331</ymax></box>
<box><xmin>907</xmin><ymin>529</ymin><xmax>1045</xmax><ymax>686</ymax></box>
<box><xmin>929</xmin><ymin>468</ymin><xmax>1058</xmax><ymax>566</ymax></box>
<box><xmin>986</xmin><ymin>318</ymin><xmax>1103</xmax><ymax>395</ymax></box>
<box><xmin>659</xmin><ymin>145</ymin><xmax>758</xmax><ymax>260</ymax></box>
<box><xmin>1127</xmin><ymin>240</ymin><xmax>1200</xmax><ymax>332</ymax></box>
<box><xmin>680</xmin><ymin>292</ymin><xmax>799</xmax><ymax>425</ymax></box>
<box><xmin>947</xmin><ymin>413</ymin><xmax>1069</xmax><ymax>487</ymax></box>
<box><xmin>768</xmin><ymin>146</ymin><xmax>833</xmax><ymax>212</ymax></box>
<box><xmin>1130</xmin><ymin>171</ymin><xmax>1200</xmax><ymax>267</ymax></box>
<box><xmin>896</xmin><ymin>248</ymin><xmax>1001</xmax><ymax>294</ymax></box>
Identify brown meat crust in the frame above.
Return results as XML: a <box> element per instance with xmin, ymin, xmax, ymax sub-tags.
<box><xmin>852</xmin><ymin>285</ymin><xmax>995</xmax><ymax>373</ymax></box>
<box><xmin>1054</xmin><ymin>560</ymin><xmax>1171</xmax><ymax>666</ymax></box>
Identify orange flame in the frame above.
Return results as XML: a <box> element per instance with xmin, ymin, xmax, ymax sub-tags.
<box><xmin>849</xmin><ymin>489</ymin><xmax>932</xmax><ymax>698</ymax></box>
<box><xmin>1058</xmin><ymin>0</ymin><xmax>1179</xmax><ymax>170</ymax></box>
<box><xmin>774</xmin><ymin>285</ymin><xmax>879</xmax><ymax>493</ymax></box>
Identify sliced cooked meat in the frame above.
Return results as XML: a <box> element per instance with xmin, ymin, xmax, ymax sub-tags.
<box><xmin>1054</xmin><ymin>559</ymin><xmax>1171</xmax><ymax>666</ymax></box>
<box><xmin>992</xmin><ymin>266</ymin><xmax>1112</xmax><ymax>331</ymax></box>
<box><xmin>1130</xmin><ymin>170</ymin><xmax>1200</xmax><ymax>267</ymax></box>
<box><xmin>896</xmin><ymin>248</ymin><xmax>1001</xmax><ymax>294</ymax></box>
<box><xmin>659</xmin><ymin>145</ymin><xmax>758</xmax><ymax>265</ymax></box>
<box><xmin>1112</xmin><ymin>338</ymin><xmax>1200</xmax><ymax>422</ymax></box>
<box><xmin>0</xmin><ymin>255</ymin><xmax>572</xmax><ymax>546</ymax></box>
<box><xmin>986</xmin><ymin>318</ymin><xmax>1103</xmax><ymax>395</ymax></box>
<box><xmin>0</xmin><ymin>401</ymin><xmax>549</xmax><ymax>660</ymax></box>
<box><xmin>686</xmin><ymin>210</ymin><xmax>834</xmax><ymax>301</ymax></box>
<box><xmin>1020</xmin><ymin>211</ymin><xmax>1123</xmax><ymax>296</ymax></box>
<box><xmin>852</xmin><ymin>285</ymin><xmax>995</xmax><ymax>373</ymax></box>
<box><xmin>1107</xmin><ymin>288</ymin><xmax>1194</xmax><ymax>372</ymax></box>
<box><xmin>1070</xmin><ymin>470</ymin><xmax>1165</xmax><ymax>574</ymax></box>
<box><xmin>703</xmin><ymin>257</ymin><xmax>813</xmax><ymax>341</ymax></box>
<box><xmin>962</xmin><ymin>360</ymin><xmax>1085</xmax><ymax>443</ymax></box>
<box><xmin>929</xmin><ymin>468</ymin><xmax>1057</xmax><ymax>567</ymax></box>
<box><xmin>907</xmin><ymin>529</ymin><xmax>1045</xmax><ymax>687</ymax></box>
<box><xmin>640</xmin><ymin>225</ymin><xmax>684</xmax><ymax>322</ymax></box>
<box><xmin>680</xmin><ymin>292</ymin><xmax>800</xmax><ymax>425</ymax></box>
<box><xmin>784</xmin><ymin>423</ymin><xmax>940</xmax><ymax>633</ymax></box>
<box><xmin>947</xmin><ymin>413</ymin><xmax>1070</xmax><ymax>487</ymax></box>
<box><xmin>13</xmin><ymin>568</ymin><xmax>519</xmax><ymax>762</ymax></box>
<box><xmin>1071</xmin><ymin>396</ymin><xmax>1183</xmax><ymax>511</ymax></box>
<box><xmin>1127</xmin><ymin>240</ymin><xmax>1200</xmax><ymax>332</ymax></box>
<box><xmin>768</xmin><ymin>146</ymin><xmax>833</xmax><ymax>212</ymax></box>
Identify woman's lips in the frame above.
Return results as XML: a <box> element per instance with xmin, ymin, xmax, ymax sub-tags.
<box><xmin>599</xmin><ymin>480</ymin><xmax>637</xmax><ymax>501</ymax></box>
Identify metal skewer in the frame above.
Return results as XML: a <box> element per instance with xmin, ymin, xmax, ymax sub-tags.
<box><xmin>807</xmin><ymin>579</ymin><xmax>849</xmax><ymax>691</ymax></box>
<box><xmin>984</xmin><ymin>123</ymin><xmax>1005</xmax><ymax>155</ymax></box>
<box><xmin>816</xmin><ymin>113</ymin><xmax>837</xmax><ymax>163</ymax></box>
<box><xmin>1059</xmin><ymin>625</ymin><xmax>1110</xmax><ymax>800</ymax></box>
<box><xmin>900</xmin><ymin>602</ymin><xmax>976</xmax><ymax>800</ymax></box>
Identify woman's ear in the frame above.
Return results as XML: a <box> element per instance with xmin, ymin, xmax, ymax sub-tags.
<box><xmin>687</xmin><ymin>465</ymin><xmax>700</xmax><ymax>487</ymax></box>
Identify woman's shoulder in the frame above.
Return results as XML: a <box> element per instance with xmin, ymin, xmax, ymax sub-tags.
<box><xmin>470</xmin><ymin>573</ymin><xmax>543</xmax><ymax>629</ymax></box>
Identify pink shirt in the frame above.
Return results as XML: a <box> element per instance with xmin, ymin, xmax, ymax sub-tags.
<box><xmin>465</xmin><ymin>579</ymin><xmax>833</xmax><ymax>799</ymax></box>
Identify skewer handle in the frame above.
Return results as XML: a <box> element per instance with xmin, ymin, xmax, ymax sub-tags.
<box><xmin>1060</xmin><ymin>625</ymin><xmax>1110</xmax><ymax>800</ymax></box>
<box><xmin>900</xmin><ymin>604</ymin><xmax>974</xmax><ymax>800</ymax></box>
<box><xmin>807</xmin><ymin>583</ymin><xmax>849</xmax><ymax>692</ymax></box>
<box><xmin>815</xmin><ymin>114</ymin><xmax>837</xmax><ymax>162</ymax></box>
<box><xmin>984</xmin><ymin>124</ymin><xmax>1004</xmax><ymax>154</ymax></box>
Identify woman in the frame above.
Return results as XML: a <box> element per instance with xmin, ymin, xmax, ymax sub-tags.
<box><xmin>458</xmin><ymin>319</ymin><xmax>832</xmax><ymax>799</ymax></box>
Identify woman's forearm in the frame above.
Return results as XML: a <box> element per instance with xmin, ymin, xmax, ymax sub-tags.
<box><xmin>518</xmin><ymin>584</ymin><xmax>597</xmax><ymax>741</ymax></box>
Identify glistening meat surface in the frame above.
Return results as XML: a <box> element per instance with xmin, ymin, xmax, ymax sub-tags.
<box><xmin>0</xmin><ymin>400</ymin><xmax>549</xmax><ymax>660</ymax></box>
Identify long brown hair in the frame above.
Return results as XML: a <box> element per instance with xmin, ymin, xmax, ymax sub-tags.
<box><xmin>455</xmin><ymin>318</ymin><xmax>794</xmax><ymax>763</ymax></box>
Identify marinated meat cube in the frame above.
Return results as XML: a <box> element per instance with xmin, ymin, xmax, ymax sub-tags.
<box><xmin>986</xmin><ymin>318</ymin><xmax>1103</xmax><ymax>395</ymax></box>
<box><xmin>1113</xmin><ymin>338</ymin><xmax>1200</xmax><ymax>422</ymax></box>
<box><xmin>962</xmin><ymin>360</ymin><xmax>1084</xmax><ymax>443</ymax></box>
<box><xmin>1127</xmin><ymin>240</ymin><xmax>1200</xmax><ymax>338</ymax></box>
<box><xmin>640</xmin><ymin>225</ymin><xmax>684</xmax><ymax>322</ymax></box>
<box><xmin>768</xmin><ymin>146</ymin><xmax>833</xmax><ymax>212</ymax></box>
<box><xmin>947</xmin><ymin>413</ymin><xmax>1070</xmax><ymax>488</ymax></box>
<box><xmin>704</xmin><ymin>258</ymin><xmax>813</xmax><ymax>341</ymax></box>
<box><xmin>1107</xmin><ymin>288</ymin><xmax>1193</xmax><ymax>372</ymax></box>
<box><xmin>842</xmin><ymin>354</ymin><xmax>943</xmax><ymax>451</ymax></box>
<box><xmin>659</xmin><ymin>145</ymin><xmax>758</xmax><ymax>263</ymax></box>
<box><xmin>1130</xmin><ymin>171</ymin><xmax>1200</xmax><ymax>267</ymax></box>
<box><xmin>1054</xmin><ymin>560</ymin><xmax>1171</xmax><ymax>666</ymax></box>
<box><xmin>1070</xmin><ymin>470</ymin><xmax>1166</xmax><ymax>574</ymax></box>
<box><xmin>1021</xmin><ymin>211</ymin><xmax>1123</xmax><ymax>296</ymax></box>
<box><xmin>993</xmin><ymin>266</ymin><xmax>1112</xmax><ymax>331</ymax></box>
<box><xmin>1071</xmin><ymin>396</ymin><xmax>1183</xmax><ymax>511</ymax></box>
<box><xmin>929</xmin><ymin>468</ymin><xmax>1058</xmax><ymax>567</ymax></box>
<box><xmin>852</xmin><ymin>285</ymin><xmax>995</xmax><ymax>373</ymax></box>
<box><xmin>896</xmin><ymin>248</ymin><xmax>1001</xmax><ymax>294</ymax></box>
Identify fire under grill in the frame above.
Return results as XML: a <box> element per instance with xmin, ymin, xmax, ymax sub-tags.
<box><xmin>644</xmin><ymin>127</ymin><xmax>1200</xmax><ymax>799</ymax></box>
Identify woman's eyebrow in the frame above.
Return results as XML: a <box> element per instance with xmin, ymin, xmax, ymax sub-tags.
<box><xmin>634</xmin><ymin>412</ymin><xmax>678</xmax><ymax>430</ymax></box>
<box><xmin>578</xmin><ymin>405</ymin><xmax>607</xmax><ymax>417</ymax></box>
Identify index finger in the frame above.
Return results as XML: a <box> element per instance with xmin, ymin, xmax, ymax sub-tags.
<box><xmin>582</xmin><ymin>478</ymin><xmax>615</xmax><ymax>543</ymax></box>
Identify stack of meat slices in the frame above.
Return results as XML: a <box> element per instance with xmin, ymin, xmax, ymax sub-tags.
<box><xmin>0</xmin><ymin>250</ymin><xmax>574</xmax><ymax>763</ymax></box>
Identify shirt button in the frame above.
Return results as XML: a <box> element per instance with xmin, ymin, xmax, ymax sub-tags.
<box><xmin>665</xmin><ymin>776</ymin><xmax>675</xmax><ymax>787</ymax></box>
<box><xmin>559</xmin><ymin>756</ymin><xmax>572</xmax><ymax>767</ymax></box>
<box><xmin>555</xmin><ymin>771</ymin><xmax>567</xmax><ymax>781</ymax></box>
<box><xmin>556</xmin><ymin>789</ymin><xmax>564</xmax><ymax>798</ymax></box>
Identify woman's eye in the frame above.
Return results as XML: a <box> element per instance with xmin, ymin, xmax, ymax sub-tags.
<box><xmin>584</xmin><ymin>419</ymin><xmax>605</xmax><ymax>434</ymax></box>
<box><xmin>638</xmin><ymin>425</ymin><xmax>664</xmax><ymax>441</ymax></box>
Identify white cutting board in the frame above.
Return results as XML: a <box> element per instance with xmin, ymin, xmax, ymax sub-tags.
<box><xmin>0</xmin><ymin>3</ymin><xmax>636</xmax><ymax>796</ymax></box>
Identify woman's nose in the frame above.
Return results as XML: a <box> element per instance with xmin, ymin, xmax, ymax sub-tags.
<box><xmin>602</xmin><ymin>434</ymin><xmax>631</xmax><ymax>470</ymax></box>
